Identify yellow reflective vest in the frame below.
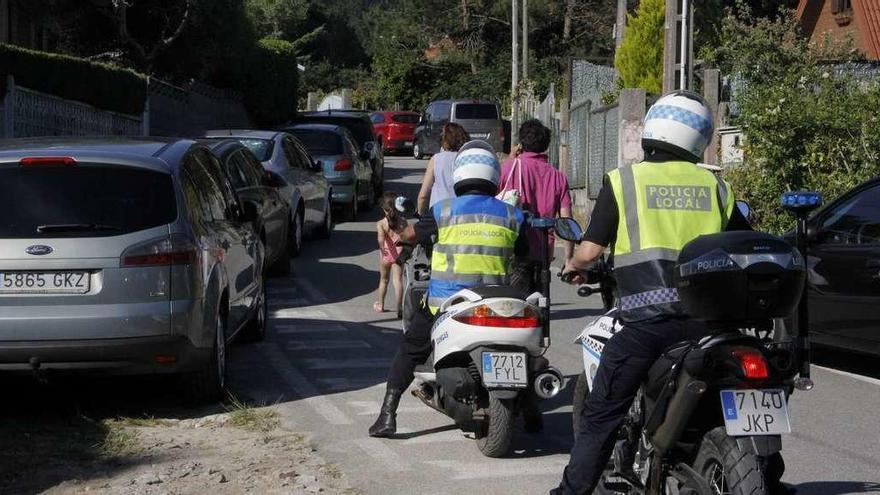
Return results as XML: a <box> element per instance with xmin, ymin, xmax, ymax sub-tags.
<box><xmin>426</xmin><ymin>194</ymin><xmax>524</xmax><ymax>313</ymax></box>
<box><xmin>607</xmin><ymin>160</ymin><xmax>735</xmax><ymax>321</ymax></box>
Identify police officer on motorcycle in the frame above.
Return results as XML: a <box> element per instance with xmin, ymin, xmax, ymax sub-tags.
<box><xmin>369</xmin><ymin>140</ymin><xmax>530</xmax><ymax>438</ymax></box>
<box><xmin>553</xmin><ymin>91</ymin><xmax>751</xmax><ymax>494</ymax></box>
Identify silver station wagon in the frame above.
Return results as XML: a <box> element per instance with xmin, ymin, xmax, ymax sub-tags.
<box><xmin>0</xmin><ymin>138</ymin><xmax>266</xmax><ymax>403</ymax></box>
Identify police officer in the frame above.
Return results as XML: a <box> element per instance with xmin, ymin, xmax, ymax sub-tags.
<box><xmin>552</xmin><ymin>91</ymin><xmax>751</xmax><ymax>494</ymax></box>
<box><xmin>369</xmin><ymin>140</ymin><xmax>529</xmax><ymax>438</ymax></box>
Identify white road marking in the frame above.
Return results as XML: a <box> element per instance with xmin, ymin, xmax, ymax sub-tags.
<box><xmin>268</xmin><ymin>298</ymin><xmax>309</xmax><ymax>307</ymax></box>
<box><xmin>259</xmin><ymin>342</ymin><xmax>352</xmax><ymax>425</ymax></box>
<box><xmin>353</xmin><ymin>438</ymin><xmax>411</xmax><ymax>472</ymax></box>
<box><xmin>287</xmin><ymin>339</ymin><xmax>371</xmax><ymax>350</ymax></box>
<box><xmin>302</xmin><ymin>357</ymin><xmax>389</xmax><ymax>370</ymax></box>
<box><xmin>814</xmin><ymin>365</ymin><xmax>880</xmax><ymax>387</ymax></box>
<box><xmin>348</xmin><ymin>400</ymin><xmax>425</xmax><ymax>416</ymax></box>
<box><xmin>318</xmin><ymin>377</ymin><xmax>386</xmax><ymax>392</ymax></box>
<box><xmin>271</xmin><ymin>308</ymin><xmax>329</xmax><ymax>319</ymax></box>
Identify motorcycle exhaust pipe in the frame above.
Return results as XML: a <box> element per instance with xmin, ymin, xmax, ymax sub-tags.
<box><xmin>533</xmin><ymin>367</ymin><xmax>564</xmax><ymax>399</ymax></box>
<box><xmin>650</xmin><ymin>372</ymin><xmax>707</xmax><ymax>455</ymax></box>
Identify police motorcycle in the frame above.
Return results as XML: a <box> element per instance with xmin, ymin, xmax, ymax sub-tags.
<box><xmin>560</xmin><ymin>192</ymin><xmax>821</xmax><ymax>495</ymax></box>
<box><xmin>393</xmin><ymin>196</ymin><xmax>567</xmax><ymax>458</ymax></box>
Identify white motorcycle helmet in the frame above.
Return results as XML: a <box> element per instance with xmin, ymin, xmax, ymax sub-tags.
<box><xmin>642</xmin><ymin>91</ymin><xmax>714</xmax><ymax>163</ymax></box>
<box><xmin>453</xmin><ymin>140</ymin><xmax>501</xmax><ymax>196</ymax></box>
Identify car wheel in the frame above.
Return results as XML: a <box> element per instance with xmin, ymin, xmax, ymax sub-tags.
<box><xmin>315</xmin><ymin>196</ymin><xmax>333</xmax><ymax>239</ymax></box>
<box><xmin>240</xmin><ymin>283</ymin><xmax>267</xmax><ymax>342</ymax></box>
<box><xmin>288</xmin><ymin>207</ymin><xmax>303</xmax><ymax>258</ymax></box>
<box><xmin>181</xmin><ymin>309</ymin><xmax>227</xmax><ymax>404</ymax></box>
<box><xmin>373</xmin><ymin>174</ymin><xmax>384</xmax><ymax>201</ymax></box>
<box><xmin>413</xmin><ymin>140</ymin><xmax>425</xmax><ymax>160</ymax></box>
<box><xmin>344</xmin><ymin>191</ymin><xmax>358</xmax><ymax>222</ymax></box>
<box><xmin>362</xmin><ymin>181</ymin><xmax>375</xmax><ymax>210</ymax></box>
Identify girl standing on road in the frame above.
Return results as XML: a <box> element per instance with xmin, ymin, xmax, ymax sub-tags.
<box><xmin>374</xmin><ymin>192</ymin><xmax>407</xmax><ymax>317</ymax></box>
<box><xmin>416</xmin><ymin>123</ymin><xmax>470</xmax><ymax>215</ymax></box>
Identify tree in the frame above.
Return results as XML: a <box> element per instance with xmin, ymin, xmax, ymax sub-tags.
<box><xmin>105</xmin><ymin>0</ymin><xmax>191</xmax><ymax>72</ymax></box>
<box><xmin>614</xmin><ymin>0</ymin><xmax>664</xmax><ymax>94</ymax></box>
<box><xmin>708</xmin><ymin>7</ymin><xmax>880</xmax><ymax>233</ymax></box>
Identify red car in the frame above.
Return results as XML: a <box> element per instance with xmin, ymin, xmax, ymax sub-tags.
<box><xmin>370</xmin><ymin>111</ymin><xmax>420</xmax><ymax>154</ymax></box>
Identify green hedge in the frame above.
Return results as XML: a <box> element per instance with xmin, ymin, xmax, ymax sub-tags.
<box><xmin>0</xmin><ymin>43</ymin><xmax>147</xmax><ymax>115</ymax></box>
<box><xmin>244</xmin><ymin>38</ymin><xmax>298</xmax><ymax>126</ymax></box>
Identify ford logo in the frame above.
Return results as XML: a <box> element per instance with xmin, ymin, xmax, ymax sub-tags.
<box><xmin>25</xmin><ymin>245</ymin><xmax>53</xmax><ymax>256</ymax></box>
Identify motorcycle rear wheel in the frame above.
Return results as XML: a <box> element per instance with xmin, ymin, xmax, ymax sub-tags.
<box><xmin>476</xmin><ymin>396</ymin><xmax>514</xmax><ymax>458</ymax></box>
<box><xmin>693</xmin><ymin>426</ymin><xmax>769</xmax><ymax>495</ymax></box>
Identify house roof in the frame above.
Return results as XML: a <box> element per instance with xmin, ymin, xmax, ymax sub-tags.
<box><xmin>797</xmin><ymin>0</ymin><xmax>880</xmax><ymax>59</ymax></box>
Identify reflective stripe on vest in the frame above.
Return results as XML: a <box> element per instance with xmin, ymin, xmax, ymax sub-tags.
<box><xmin>426</xmin><ymin>195</ymin><xmax>523</xmax><ymax>313</ymax></box>
<box><xmin>608</xmin><ymin>161</ymin><xmax>735</xmax><ymax>321</ymax></box>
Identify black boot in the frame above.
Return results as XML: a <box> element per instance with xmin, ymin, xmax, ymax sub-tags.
<box><xmin>368</xmin><ymin>388</ymin><xmax>403</xmax><ymax>438</ymax></box>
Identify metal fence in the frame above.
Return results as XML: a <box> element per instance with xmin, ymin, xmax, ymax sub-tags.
<box><xmin>1</xmin><ymin>77</ymin><xmax>143</xmax><ymax>138</ymax></box>
<box><xmin>587</xmin><ymin>103</ymin><xmax>619</xmax><ymax>198</ymax></box>
<box><xmin>148</xmin><ymin>78</ymin><xmax>252</xmax><ymax>137</ymax></box>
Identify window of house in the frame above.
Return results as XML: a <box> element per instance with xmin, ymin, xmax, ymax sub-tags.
<box><xmin>832</xmin><ymin>0</ymin><xmax>853</xmax><ymax>14</ymax></box>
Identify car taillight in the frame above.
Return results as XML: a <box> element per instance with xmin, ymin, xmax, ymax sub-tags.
<box><xmin>452</xmin><ymin>302</ymin><xmax>540</xmax><ymax>328</ymax></box>
<box><xmin>334</xmin><ymin>158</ymin><xmax>352</xmax><ymax>171</ymax></box>
<box><xmin>732</xmin><ymin>348</ymin><xmax>770</xmax><ymax>380</ymax></box>
<box><xmin>20</xmin><ymin>156</ymin><xmax>77</xmax><ymax>167</ymax></box>
<box><xmin>121</xmin><ymin>234</ymin><xmax>198</xmax><ymax>267</ymax></box>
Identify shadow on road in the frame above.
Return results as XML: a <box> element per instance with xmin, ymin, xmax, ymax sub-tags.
<box><xmin>811</xmin><ymin>346</ymin><xmax>880</xmax><ymax>381</ymax></box>
<box><xmin>789</xmin><ymin>481</ymin><xmax>880</xmax><ymax>494</ymax></box>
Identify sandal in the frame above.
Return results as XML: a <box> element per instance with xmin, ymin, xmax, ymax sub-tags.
<box><xmin>373</xmin><ymin>301</ymin><xmax>385</xmax><ymax>313</ymax></box>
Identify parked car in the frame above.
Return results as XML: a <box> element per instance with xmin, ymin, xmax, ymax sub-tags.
<box><xmin>370</xmin><ymin>111</ymin><xmax>420</xmax><ymax>154</ymax></box>
<box><xmin>413</xmin><ymin>99</ymin><xmax>504</xmax><ymax>159</ymax></box>
<box><xmin>205</xmin><ymin>130</ymin><xmax>333</xmax><ymax>255</ymax></box>
<box><xmin>287</xmin><ymin>124</ymin><xmax>373</xmax><ymax>222</ymax></box>
<box><xmin>0</xmin><ymin>137</ymin><xmax>266</xmax><ymax>403</ymax></box>
<box><xmin>286</xmin><ymin>111</ymin><xmax>384</xmax><ymax>199</ymax></box>
<box><xmin>784</xmin><ymin>177</ymin><xmax>880</xmax><ymax>356</ymax></box>
<box><xmin>206</xmin><ymin>139</ymin><xmax>292</xmax><ymax>276</ymax></box>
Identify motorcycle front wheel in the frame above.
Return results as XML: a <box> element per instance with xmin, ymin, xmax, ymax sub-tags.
<box><xmin>693</xmin><ymin>426</ymin><xmax>771</xmax><ymax>495</ymax></box>
<box><xmin>476</xmin><ymin>396</ymin><xmax>514</xmax><ymax>458</ymax></box>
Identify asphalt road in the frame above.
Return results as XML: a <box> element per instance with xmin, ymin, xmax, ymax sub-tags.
<box><xmin>236</xmin><ymin>156</ymin><xmax>880</xmax><ymax>495</ymax></box>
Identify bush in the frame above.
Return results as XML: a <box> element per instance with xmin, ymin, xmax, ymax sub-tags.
<box><xmin>0</xmin><ymin>43</ymin><xmax>147</xmax><ymax>115</ymax></box>
<box><xmin>710</xmin><ymin>9</ymin><xmax>880</xmax><ymax>233</ymax></box>
<box><xmin>614</xmin><ymin>0</ymin><xmax>664</xmax><ymax>95</ymax></box>
<box><xmin>244</xmin><ymin>38</ymin><xmax>298</xmax><ymax>126</ymax></box>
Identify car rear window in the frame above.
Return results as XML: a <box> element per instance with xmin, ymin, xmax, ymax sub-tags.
<box><xmin>299</xmin><ymin>117</ymin><xmax>374</xmax><ymax>145</ymax></box>
<box><xmin>454</xmin><ymin>104</ymin><xmax>498</xmax><ymax>120</ymax></box>
<box><xmin>236</xmin><ymin>138</ymin><xmax>274</xmax><ymax>161</ymax></box>
<box><xmin>392</xmin><ymin>114</ymin><xmax>420</xmax><ymax>124</ymax></box>
<box><xmin>290</xmin><ymin>129</ymin><xmax>344</xmax><ymax>155</ymax></box>
<box><xmin>0</xmin><ymin>165</ymin><xmax>176</xmax><ymax>238</ymax></box>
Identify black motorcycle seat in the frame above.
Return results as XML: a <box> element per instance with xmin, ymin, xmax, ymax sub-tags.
<box><xmin>466</xmin><ymin>284</ymin><xmax>530</xmax><ymax>300</ymax></box>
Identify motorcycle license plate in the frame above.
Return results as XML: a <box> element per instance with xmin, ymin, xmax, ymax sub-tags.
<box><xmin>720</xmin><ymin>389</ymin><xmax>791</xmax><ymax>436</ymax></box>
<box><xmin>481</xmin><ymin>352</ymin><xmax>527</xmax><ymax>388</ymax></box>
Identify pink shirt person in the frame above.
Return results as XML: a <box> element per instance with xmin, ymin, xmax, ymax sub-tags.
<box><xmin>500</xmin><ymin>151</ymin><xmax>572</xmax><ymax>262</ymax></box>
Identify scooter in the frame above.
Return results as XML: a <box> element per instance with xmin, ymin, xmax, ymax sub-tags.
<box><xmin>394</xmin><ymin>197</ymin><xmax>568</xmax><ymax>457</ymax></box>
<box><xmin>562</xmin><ymin>194</ymin><xmax>820</xmax><ymax>494</ymax></box>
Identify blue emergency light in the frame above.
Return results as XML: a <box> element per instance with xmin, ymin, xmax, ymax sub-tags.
<box><xmin>781</xmin><ymin>191</ymin><xmax>822</xmax><ymax>212</ymax></box>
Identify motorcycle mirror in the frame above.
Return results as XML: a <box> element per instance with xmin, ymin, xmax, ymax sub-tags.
<box><xmin>735</xmin><ymin>200</ymin><xmax>752</xmax><ymax>222</ymax></box>
<box><xmin>555</xmin><ymin>217</ymin><xmax>584</xmax><ymax>242</ymax></box>
<box><xmin>394</xmin><ymin>196</ymin><xmax>416</xmax><ymax>216</ymax></box>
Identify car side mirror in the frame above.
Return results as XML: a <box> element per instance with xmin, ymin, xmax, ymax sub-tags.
<box><xmin>394</xmin><ymin>196</ymin><xmax>417</xmax><ymax>217</ymax></box>
<box><xmin>555</xmin><ymin>217</ymin><xmax>584</xmax><ymax>242</ymax></box>
<box><xmin>359</xmin><ymin>150</ymin><xmax>371</xmax><ymax>161</ymax></box>
<box><xmin>263</xmin><ymin>170</ymin><xmax>286</xmax><ymax>188</ymax></box>
<box><xmin>311</xmin><ymin>160</ymin><xmax>323</xmax><ymax>172</ymax></box>
<box><xmin>735</xmin><ymin>200</ymin><xmax>753</xmax><ymax>224</ymax></box>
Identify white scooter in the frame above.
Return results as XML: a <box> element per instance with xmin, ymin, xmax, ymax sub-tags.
<box><xmin>396</xmin><ymin>198</ymin><xmax>570</xmax><ymax>457</ymax></box>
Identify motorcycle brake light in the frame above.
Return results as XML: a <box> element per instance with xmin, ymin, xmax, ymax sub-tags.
<box><xmin>452</xmin><ymin>304</ymin><xmax>539</xmax><ymax>328</ymax></box>
<box><xmin>732</xmin><ymin>348</ymin><xmax>770</xmax><ymax>380</ymax></box>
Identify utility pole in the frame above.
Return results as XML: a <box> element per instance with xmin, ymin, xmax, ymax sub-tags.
<box><xmin>679</xmin><ymin>0</ymin><xmax>689</xmax><ymax>90</ymax></box>
<box><xmin>663</xmin><ymin>0</ymin><xmax>695</xmax><ymax>93</ymax></box>
<box><xmin>615</xmin><ymin>0</ymin><xmax>627</xmax><ymax>51</ymax></box>
<box><xmin>511</xmin><ymin>0</ymin><xmax>519</xmax><ymax>148</ymax></box>
<box><xmin>522</xmin><ymin>0</ymin><xmax>528</xmax><ymax>82</ymax></box>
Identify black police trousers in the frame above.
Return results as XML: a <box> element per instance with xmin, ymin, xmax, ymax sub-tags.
<box><xmin>552</xmin><ymin>316</ymin><xmax>708</xmax><ymax>495</ymax></box>
<box><xmin>386</xmin><ymin>301</ymin><xmax>434</xmax><ymax>391</ymax></box>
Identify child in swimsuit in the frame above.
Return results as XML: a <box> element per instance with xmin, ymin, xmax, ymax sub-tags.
<box><xmin>374</xmin><ymin>192</ymin><xmax>406</xmax><ymax>317</ymax></box>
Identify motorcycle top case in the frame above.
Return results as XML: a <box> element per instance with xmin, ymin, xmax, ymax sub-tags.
<box><xmin>675</xmin><ymin>231</ymin><xmax>805</xmax><ymax>322</ymax></box>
